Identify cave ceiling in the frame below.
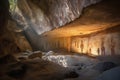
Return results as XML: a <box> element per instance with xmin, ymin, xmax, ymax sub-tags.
<box><xmin>42</xmin><ymin>0</ymin><xmax>120</xmax><ymax>37</ymax></box>
<box><xmin>13</xmin><ymin>0</ymin><xmax>120</xmax><ymax>38</ymax></box>
<box><xmin>15</xmin><ymin>0</ymin><xmax>101</xmax><ymax>35</ymax></box>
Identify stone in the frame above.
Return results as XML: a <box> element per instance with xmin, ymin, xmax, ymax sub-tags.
<box><xmin>18</xmin><ymin>57</ymin><xmax>27</xmax><ymax>61</ymax></box>
<box><xmin>93</xmin><ymin>62</ymin><xmax>117</xmax><ymax>72</ymax></box>
<box><xmin>64</xmin><ymin>71</ymin><xmax>79</xmax><ymax>79</ymax></box>
<box><xmin>28</xmin><ymin>51</ymin><xmax>42</xmax><ymax>59</ymax></box>
<box><xmin>7</xmin><ymin>62</ymin><xmax>27</xmax><ymax>79</ymax></box>
<box><xmin>0</xmin><ymin>54</ymin><xmax>17</xmax><ymax>64</ymax></box>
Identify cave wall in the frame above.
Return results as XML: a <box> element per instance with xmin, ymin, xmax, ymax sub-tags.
<box><xmin>13</xmin><ymin>0</ymin><xmax>101</xmax><ymax>50</ymax></box>
<box><xmin>71</xmin><ymin>31</ymin><xmax>120</xmax><ymax>56</ymax></box>
<box><xmin>0</xmin><ymin>0</ymin><xmax>32</xmax><ymax>57</ymax></box>
<box><xmin>7</xmin><ymin>19</ymin><xmax>33</xmax><ymax>52</ymax></box>
<box><xmin>16</xmin><ymin>0</ymin><xmax>101</xmax><ymax>35</ymax></box>
<box><xmin>0</xmin><ymin>0</ymin><xmax>15</xmax><ymax>57</ymax></box>
<box><xmin>37</xmin><ymin>37</ymin><xmax>71</xmax><ymax>52</ymax></box>
<box><xmin>38</xmin><ymin>27</ymin><xmax>120</xmax><ymax>56</ymax></box>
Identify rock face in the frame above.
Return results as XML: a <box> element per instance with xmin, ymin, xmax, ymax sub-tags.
<box><xmin>0</xmin><ymin>0</ymin><xmax>18</xmax><ymax>57</ymax></box>
<box><xmin>28</xmin><ymin>51</ymin><xmax>42</xmax><ymax>59</ymax></box>
<box><xmin>21</xmin><ymin>0</ymin><xmax>120</xmax><ymax>56</ymax></box>
<box><xmin>13</xmin><ymin>0</ymin><xmax>101</xmax><ymax>50</ymax></box>
<box><xmin>15</xmin><ymin>0</ymin><xmax>101</xmax><ymax>35</ymax></box>
<box><xmin>0</xmin><ymin>0</ymin><xmax>9</xmax><ymax>34</ymax></box>
<box><xmin>23</xmin><ymin>0</ymin><xmax>120</xmax><ymax>56</ymax></box>
<box><xmin>0</xmin><ymin>0</ymin><xmax>32</xmax><ymax>58</ymax></box>
<box><xmin>38</xmin><ymin>27</ymin><xmax>120</xmax><ymax>56</ymax></box>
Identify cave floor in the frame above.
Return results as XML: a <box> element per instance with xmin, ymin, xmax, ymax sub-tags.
<box><xmin>0</xmin><ymin>51</ymin><xmax>120</xmax><ymax>80</ymax></box>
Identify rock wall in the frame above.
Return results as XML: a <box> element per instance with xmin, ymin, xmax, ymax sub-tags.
<box><xmin>0</xmin><ymin>0</ymin><xmax>15</xmax><ymax>57</ymax></box>
<box><xmin>37</xmin><ymin>37</ymin><xmax>71</xmax><ymax>52</ymax></box>
<box><xmin>71</xmin><ymin>29</ymin><xmax>120</xmax><ymax>56</ymax></box>
<box><xmin>13</xmin><ymin>0</ymin><xmax>101</xmax><ymax>50</ymax></box>
<box><xmin>0</xmin><ymin>0</ymin><xmax>9</xmax><ymax>35</ymax></box>
<box><xmin>38</xmin><ymin>27</ymin><xmax>120</xmax><ymax>56</ymax></box>
<box><xmin>16</xmin><ymin>0</ymin><xmax>101</xmax><ymax>35</ymax></box>
<box><xmin>7</xmin><ymin>19</ymin><xmax>33</xmax><ymax>52</ymax></box>
<box><xmin>0</xmin><ymin>0</ymin><xmax>32</xmax><ymax>57</ymax></box>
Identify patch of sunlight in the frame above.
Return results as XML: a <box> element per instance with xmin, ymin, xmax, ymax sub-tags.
<box><xmin>9</xmin><ymin>0</ymin><xmax>17</xmax><ymax>14</ymax></box>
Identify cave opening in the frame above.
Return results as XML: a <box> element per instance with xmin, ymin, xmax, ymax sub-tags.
<box><xmin>0</xmin><ymin>0</ymin><xmax>120</xmax><ymax>80</ymax></box>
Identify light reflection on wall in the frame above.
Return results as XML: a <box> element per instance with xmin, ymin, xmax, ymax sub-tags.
<box><xmin>37</xmin><ymin>32</ymin><xmax>120</xmax><ymax>56</ymax></box>
<box><xmin>71</xmin><ymin>32</ymin><xmax>120</xmax><ymax>56</ymax></box>
<box><xmin>71</xmin><ymin>37</ymin><xmax>101</xmax><ymax>56</ymax></box>
<box><xmin>91</xmin><ymin>47</ymin><xmax>98</xmax><ymax>56</ymax></box>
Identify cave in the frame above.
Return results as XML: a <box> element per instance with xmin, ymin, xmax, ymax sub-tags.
<box><xmin>0</xmin><ymin>0</ymin><xmax>120</xmax><ymax>80</ymax></box>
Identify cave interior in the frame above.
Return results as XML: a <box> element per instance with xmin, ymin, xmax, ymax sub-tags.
<box><xmin>0</xmin><ymin>0</ymin><xmax>120</xmax><ymax>80</ymax></box>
